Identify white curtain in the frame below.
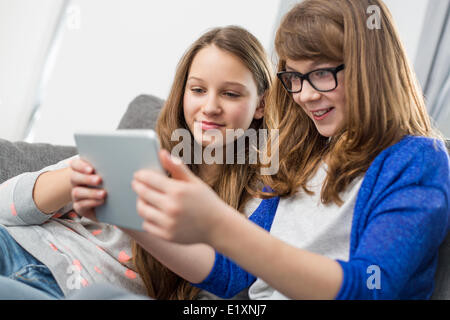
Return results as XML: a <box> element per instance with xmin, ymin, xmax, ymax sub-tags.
<box><xmin>0</xmin><ymin>0</ymin><xmax>67</xmax><ymax>141</ymax></box>
<box><xmin>415</xmin><ymin>0</ymin><xmax>450</xmax><ymax>136</ymax></box>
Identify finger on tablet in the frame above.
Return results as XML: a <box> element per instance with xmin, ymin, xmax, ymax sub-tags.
<box><xmin>72</xmin><ymin>186</ymin><xmax>106</xmax><ymax>202</ymax></box>
<box><xmin>70</xmin><ymin>171</ymin><xmax>103</xmax><ymax>187</ymax></box>
<box><xmin>132</xmin><ymin>180</ymin><xmax>165</xmax><ymax>210</ymax></box>
<box><xmin>72</xmin><ymin>203</ymin><xmax>100</xmax><ymax>222</ymax></box>
<box><xmin>133</xmin><ymin>169</ymin><xmax>173</xmax><ymax>192</ymax></box>
<box><xmin>137</xmin><ymin>199</ymin><xmax>171</xmax><ymax>229</ymax></box>
<box><xmin>71</xmin><ymin>158</ymin><xmax>95</xmax><ymax>174</ymax></box>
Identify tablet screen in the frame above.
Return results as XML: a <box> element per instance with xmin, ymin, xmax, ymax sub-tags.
<box><xmin>74</xmin><ymin>130</ymin><xmax>163</xmax><ymax>230</ymax></box>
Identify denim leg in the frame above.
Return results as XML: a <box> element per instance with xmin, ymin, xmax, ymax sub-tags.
<box><xmin>0</xmin><ymin>275</ymin><xmax>55</xmax><ymax>300</ymax></box>
<box><xmin>0</xmin><ymin>225</ymin><xmax>34</xmax><ymax>276</ymax></box>
<box><xmin>0</xmin><ymin>226</ymin><xmax>64</xmax><ymax>299</ymax></box>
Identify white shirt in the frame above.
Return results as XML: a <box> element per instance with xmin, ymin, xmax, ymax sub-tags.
<box><xmin>248</xmin><ymin>163</ymin><xmax>364</xmax><ymax>300</ymax></box>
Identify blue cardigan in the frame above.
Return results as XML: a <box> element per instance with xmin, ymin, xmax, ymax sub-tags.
<box><xmin>194</xmin><ymin>135</ymin><xmax>450</xmax><ymax>299</ymax></box>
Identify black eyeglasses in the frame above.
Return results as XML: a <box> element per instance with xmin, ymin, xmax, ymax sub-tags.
<box><xmin>277</xmin><ymin>64</ymin><xmax>345</xmax><ymax>93</ymax></box>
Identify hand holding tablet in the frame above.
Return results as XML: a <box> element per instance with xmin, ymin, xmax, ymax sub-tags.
<box><xmin>74</xmin><ymin>129</ymin><xmax>164</xmax><ymax>230</ymax></box>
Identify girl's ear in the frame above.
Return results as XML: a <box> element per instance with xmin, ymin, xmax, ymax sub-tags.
<box><xmin>253</xmin><ymin>95</ymin><xmax>266</xmax><ymax>120</ymax></box>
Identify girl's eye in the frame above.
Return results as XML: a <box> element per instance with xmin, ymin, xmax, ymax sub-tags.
<box><xmin>312</xmin><ymin>70</ymin><xmax>332</xmax><ymax>79</ymax></box>
<box><xmin>289</xmin><ymin>73</ymin><xmax>301</xmax><ymax>81</ymax></box>
<box><xmin>224</xmin><ymin>92</ymin><xmax>240</xmax><ymax>98</ymax></box>
<box><xmin>191</xmin><ymin>87</ymin><xmax>205</xmax><ymax>94</ymax></box>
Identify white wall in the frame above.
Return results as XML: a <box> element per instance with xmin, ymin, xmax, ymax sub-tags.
<box><xmin>0</xmin><ymin>0</ymin><xmax>434</xmax><ymax>145</ymax></box>
<box><xmin>0</xmin><ymin>0</ymin><xmax>63</xmax><ymax>141</ymax></box>
<box><xmin>382</xmin><ymin>0</ymin><xmax>429</xmax><ymax>64</ymax></box>
<box><xmin>19</xmin><ymin>0</ymin><xmax>281</xmax><ymax>146</ymax></box>
<box><xmin>272</xmin><ymin>0</ymin><xmax>429</xmax><ymax>66</ymax></box>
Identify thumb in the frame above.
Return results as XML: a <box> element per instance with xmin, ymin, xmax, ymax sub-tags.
<box><xmin>159</xmin><ymin>149</ymin><xmax>195</xmax><ymax>182</ymax></box>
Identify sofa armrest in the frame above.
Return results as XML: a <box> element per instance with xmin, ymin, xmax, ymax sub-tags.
<box><xmin>0</xmin><ymin>139</ymin><xmax>77</xmax><ymax>183</ymax></box>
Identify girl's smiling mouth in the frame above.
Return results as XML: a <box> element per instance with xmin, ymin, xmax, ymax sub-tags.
<box><xmin>310</xmin><ymin>107</ymin><xmax>334</xmax><ymax>120</ymax></box>
<box><xmin>197</xmin><ymin>120</ymin><xmax>226</xmax><ymax>130</ymax></box>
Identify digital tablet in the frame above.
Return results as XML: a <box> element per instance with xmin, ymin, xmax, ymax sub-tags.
<box><xmin>74</xmin><ymin>130</ymin><xmax>164</xmax><ymax>230</ymax></box>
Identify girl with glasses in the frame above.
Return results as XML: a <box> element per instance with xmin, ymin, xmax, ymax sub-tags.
<box><xmin>123</xmin><ymin>0</ymin><xmax>449</xmax><ymax>300</ymax></box>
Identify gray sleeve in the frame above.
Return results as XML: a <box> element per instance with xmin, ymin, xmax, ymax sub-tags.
<box><xmin>0</xmin><ymin>155</ymin><xmax>78</xmax><ymax>226</ymax></box>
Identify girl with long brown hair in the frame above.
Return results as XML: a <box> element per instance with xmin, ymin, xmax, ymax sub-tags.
<box><xmin>130</xmin><ymin>25</ymin><xmax>272</xmax><ymax>299</ymax></box>
<box><xmin>69</xmin><ymin>25</ymin><xmax>272</xmax><ymax>299</ymax></box>
<box><xmin>123</xmin><ymin>0</ymin><xmax>449</xmax><ymax>299</ymax></box>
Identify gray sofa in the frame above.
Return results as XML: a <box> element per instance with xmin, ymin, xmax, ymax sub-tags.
<box><xmin>0</xmin><ymin>94</ymin><xmax>449</xmax><ymax>300</ymax></box>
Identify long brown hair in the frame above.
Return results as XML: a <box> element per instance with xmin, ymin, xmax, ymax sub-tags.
<box><xmin>257</xmin><ymin>0</ymin><xmax>442</xmax><ymax>204</ymax></box>
<box><xmin>132</xmin><ymin>26</ymin><xmax>273</xmax><ymax>299</ymax></box>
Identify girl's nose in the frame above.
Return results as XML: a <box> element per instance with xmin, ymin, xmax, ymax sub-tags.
<box><xmin>202</xmin><ymin>94</ymin><xmax>222</xmax><ymax>115</ymax></box>
<box><xmin>294</xmin><ymin>80</ymin><xmax>321</xmax><ymax>105</ymax></box>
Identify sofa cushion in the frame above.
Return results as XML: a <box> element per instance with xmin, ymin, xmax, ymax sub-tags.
<box><xmin>0</xmin><ymin>94</ymin><xmax>164</xmax><ymax>183</ymax></box>
<box><xmin>117</xmin><ymin>94</ymin><xmax>165</xmax><ymax>130</ymax></box>
<box><xmin>432</xmin><ymin>231</ymin><xmax>450</xmax><ymax>300</ymax></box>
<box><xmin>0</xmin><ymin>140</ymin><xmax>77</xmax><ymax>183</ymax></box>
<box><xmin>431</xmin><ymin>138</ymin><xmax>450</xmax><ymax>300</ymax></box>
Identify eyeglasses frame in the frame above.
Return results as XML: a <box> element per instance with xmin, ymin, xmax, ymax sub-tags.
<box><xmin>277</xmin><ymin>64</ymin><xmax>345</xmax><ymax>93</ymax></box>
